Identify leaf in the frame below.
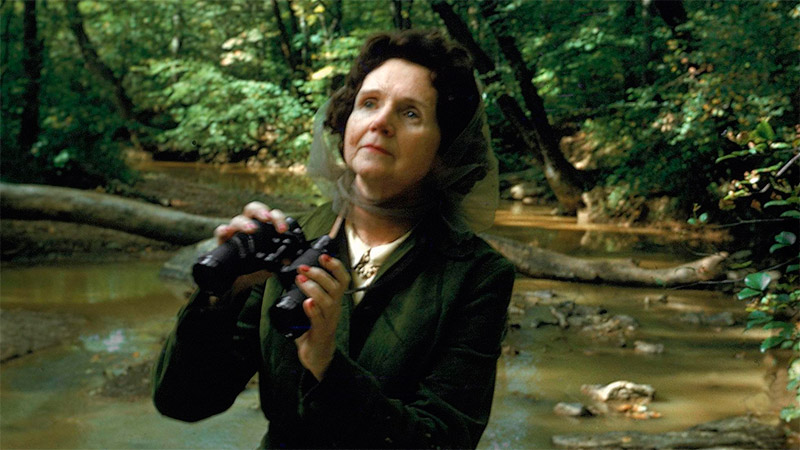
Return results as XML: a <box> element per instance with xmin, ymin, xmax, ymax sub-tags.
<box><xmin>699</xmin><ymin>212</ymin><xmax>709</xmax><ymax>223</ymax></box>
<box><xmin>780</xmin><ymin>406</ymin><xmax>800</xmax><ymax>422</ymax></box>
<box><xmin>754</xmin><ymin>121</ymin><xmax>776</xmax><ymax>141</ymax></box>
<box><xmin>747</xmin><ymin>310</ymin><xmax>771</xmax><ymax>325</ymax></box>
<box><xmin>781</xmin><ymin>210</ymin><xmax>800</xmax><ymax>219</ymax></box>
<box><xmin>770</xmin><ymin>243</ymin><xmax>788</xmax><ymax>254</ymax></box>
<box><xmin>764</xmin><ymin>200</ymin><xmax>790</xmax><ymax>207</ymax></box>
<box><xmin>763</xmin><ymin>321</ymin><xmax>793</xmax><ymax>332</ymax></box>
<box><xmin>738</xmin><ymin>287</ymin><xmax>762</xmax><ymax>300</ymax></box>
<box><xmin>788</xmin><ymin>264</ymin><xmax>799</xmax><ymax>272</ymax></box>
<box><xmin>761</xmin><ymin>335</ymin><xmax>785</xmax><ymax>352</ymax></box>
<box><xmin>776</xmin><ymin>231</ymin><xmax>797</xmax><ymax>245</ymax></box>
<box><xmin>744</xmin><ymin>272</ymin><xmax>772</xmax><ymax>291</ymax></box>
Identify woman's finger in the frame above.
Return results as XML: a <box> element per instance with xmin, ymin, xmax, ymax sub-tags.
<box><xmin>302</xmin><ymin>297</ymin><xmax>324</xmax><ymax>323</ymax></box>
<box><xmin>243</xmin><ymin>202</ymin><xmax>288</xmax><ymax>233</ymax></box>
<box><xmin>214</xmin><ymin>215</ymin><xmax>258</xmax><ymax>244</ymax></box>
<box><xmin>243</xmin><ymin>201</ymin><xmax>271</xmax><ymax>221</ymax></box>
<box><xmin>320</xmin><ymin>254</ymin><xmax>350</xmax><ymax>288</ymax></box>
<box><xmin>295</xmin><ymin>274</ymin><xmax>329</xmax><ymax>308</ymax></box>
<box><xmin>298</xmin><ymin>265</ymin><xmax>335</xmax><ymax>299</ymax></box>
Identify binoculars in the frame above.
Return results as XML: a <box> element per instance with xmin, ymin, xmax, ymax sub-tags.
<box><xmin>192</xmin><ymin>218</ymin><xmax>332</xmax><ymax>339</ymax></box>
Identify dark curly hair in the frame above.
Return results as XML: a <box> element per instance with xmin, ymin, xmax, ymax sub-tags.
<box><xmin>324</xmin><ymin>29</ymin><xmax>479</xmax><ymax>154</ymax></box>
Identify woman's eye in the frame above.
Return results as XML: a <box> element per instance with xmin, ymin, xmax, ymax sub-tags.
<box><xmin>404</xmin><ymin>110</ymin><xmax>419</xmax><ymax>119</ymax></box>
<box><xmin>362</xmin><ymin>99</ymin><xmax>376</xmax><ymax>108</ymax></box>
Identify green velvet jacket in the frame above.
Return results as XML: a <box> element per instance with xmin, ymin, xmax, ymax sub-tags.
<box><xmin>152</xmin><ymin>204</ymin><xmax>515</xmax><ymax>449</ymax></box>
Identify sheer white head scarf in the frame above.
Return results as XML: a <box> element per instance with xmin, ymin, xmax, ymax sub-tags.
<box><xmin>307</xmin><ymin>94</ymin><xmax>498</xmax><ymax>235</ymax></box>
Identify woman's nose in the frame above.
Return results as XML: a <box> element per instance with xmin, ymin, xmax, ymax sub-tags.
<box><xmin>369</xmin><ymin>106</ymin><xmax>394</xmax><ymax>136</ymax></box>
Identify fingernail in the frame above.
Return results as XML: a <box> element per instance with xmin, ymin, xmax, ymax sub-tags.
<box><xmin>258</xmin><ymin>210</ymin><xmax>271</xmax><ymax>221</ymax></box>
<box><xmin>278</xmin><ymin>223</ymin><xmax>288</xmax><ymax>233</ymax></box>
<box><xmin>321</xmin><ymin>254</ymin><xmax>331</xmax><ymax>263</ymax></box>
<box><xmin>296</xmin><ymin>274</ymin><xmax>309</xmax><ymax>283</ymax></box>
<box><xmin>299</xmin><ymin>265</ymin><xmax>310</xmax><ymax>273</ymax></box>
<box><xmin>245</xmin><ymin>222</ymin><xmax>257</xmax><ymax>231</ymax></box>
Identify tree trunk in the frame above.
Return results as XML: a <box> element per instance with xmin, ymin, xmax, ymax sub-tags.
<box><xmin>0</xmin><ymin>182</ymin><xmax>225</xmax><ymax>245</ymax></box>
<box><xmin>392</xmin><ymin>0</ymin><xmax>412</xmax><ymax>30</ymax></box>
<box><xmin>431</xmin><ymin>0</ymin><xmax>544</xmax><ymax>170</ymax></box>
<box><xmin>64</xmin><ymin>0</ymin><xmax>140</xmax><ymax>123</ymax></box>
<box><xmin>478</xmin><ymin>0</ymin><xmax>586</xmax><ymax>213</ymax></box>
<box><xmin>432</xmin><ymin>0</ymin><xmax>587</xmax><ymax>214</ymax></box>
<box><xmin>169</xmin><ymin>6</ymin><xmax>182</xmax><ymax>57</ymax></box>
<box><xmin>271</xmin><ymin>0</ymin><xmax>300</xmax><ymax>74</ymax></box>
<box><xmin>328</xmin><ymin>0</ymin><xmax>343</xmax><ymax>35</ymax></box>
<box><xmin>18</xmin><ymin>0</ymin><xmax>43</xmax><ymax>155</ymax></box>
<box><xmin>1</xmin><ymin>182</ymin><xmax>729</xmax><ymax>287</ymax></box>
<box><xmin>480</xmin><ymin>233</ymin><xmax>728</xmax><ymax>287</ymax></box>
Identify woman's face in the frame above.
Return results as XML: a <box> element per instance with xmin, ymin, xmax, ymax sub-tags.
<box><xmin>343</xmin><ymin>58</ymin><xmax>441</xmax><ymax>203</ymax></box>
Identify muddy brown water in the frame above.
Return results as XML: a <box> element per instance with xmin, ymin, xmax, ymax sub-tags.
<box><xmin>0</xmin><ymin>163</ymin><xmax>781</xmax><ymax>449</ymax></box>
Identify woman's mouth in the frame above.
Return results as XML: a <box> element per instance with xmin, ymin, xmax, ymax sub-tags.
<box><xmin>362</xmin><ymin>144</ymin><xmax>391</xmax><ymax>155</ymax></box>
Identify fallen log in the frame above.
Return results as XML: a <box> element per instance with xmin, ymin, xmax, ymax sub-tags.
<box><xmin>480</xmin><ymin>233</ymin><xmax>728</xmax><ymax>287</ymax></box>
<box><xmin>1</xmin><ymin>182</ymin><xmax>729</xmax><ymax>287</ymax></box>
<box><xmin>551</xmin><ymin>415</ymin><xmax>786</xmax><ymax>449</ymax></box>
<box><xmin>0</xmin><ymin>182</ymin><xmax>225</xmax><ymax>245</ymax></box>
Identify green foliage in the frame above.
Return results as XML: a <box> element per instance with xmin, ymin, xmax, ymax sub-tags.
<box><xmin>1</xmin><ymin>0</ymin><xmax>133</xmax><ymax>187</ymax></box>
<box><xmin>143</xmin><ymin>59</ymin><xmax>313</xmax><ymax>162</ymax></box>
<box><xmin>700</xmin><ymin>122</ymin><xmax>799</xmax><ymax>422</ymax></box>
<box><xmin>2</xmin><ymin>0</ymin><xmax>797</xmax><ymax>208</ymax></box>
<box><xmin>511</xmin><ymin>0</ymin><xmax>799</xmax><ymax>207</ymax></box>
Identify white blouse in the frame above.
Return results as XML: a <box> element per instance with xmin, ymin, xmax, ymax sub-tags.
<box><xmin>345</xmin><ymin>222</ymin><xmax>412</xmax><ymax>305</ymax></box>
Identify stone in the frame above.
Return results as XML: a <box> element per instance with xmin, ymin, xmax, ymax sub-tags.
<box><xmin>581</xmin><ymin>380</ymin><xmax>655</xmax><ymax>403</ymax></box>
<box><xmin>554</xmin><ymin>402</ymin><xmax>593</xmax><ymax>417</ymax></box>
<box><xmin>509</xmin><ymin>182</ymin><xmax>545</xmax><ymax>200</ymax></box>
<box><xmin>634</xmin><ymin>340</ymin><xmax>665</xmax><ymax>354</ymax></box>
<box><xmin>679</xmin><ymin>311</ymin><xmax>736</xmax><ymax>327</ymax></box>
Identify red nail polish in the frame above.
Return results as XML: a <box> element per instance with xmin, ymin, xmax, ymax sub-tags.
<box><xmin>299</xmin><ymin>265</ymin><xmax>310</xmax><ymax>273</ymax></box>
<box><xmin>297</xmin><ymin>274</ymin><xmax>308</xmax><ymax>283</ymax></box>
<box><xmin>321</xmin><ymin>254</ymin><xmax>331</xmax><ymax>263</ymax></box>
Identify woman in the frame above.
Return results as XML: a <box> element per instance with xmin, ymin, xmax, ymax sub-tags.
<box><xmin>152</xmin><ymin>29</ymin><xmax>515</xmax><ymax>449</ymax></box>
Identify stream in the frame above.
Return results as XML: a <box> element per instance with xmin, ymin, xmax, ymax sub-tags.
<box><xmin>0</xmin><ymin>163</ymin><xmax>779</xmax><ymax>449</ymax></box>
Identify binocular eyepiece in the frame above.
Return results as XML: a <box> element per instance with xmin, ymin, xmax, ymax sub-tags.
<box><xmin>191</xmin><ymin>218</ymin><xmax>333</xmax><ymax>339</ymax></box>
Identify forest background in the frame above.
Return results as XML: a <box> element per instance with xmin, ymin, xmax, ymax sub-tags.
<box><xmin>1</xmin><ymin>0</ymin><xmax>799</xmax><ymax>421</ymax></box>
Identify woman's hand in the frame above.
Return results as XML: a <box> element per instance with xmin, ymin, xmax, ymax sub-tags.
<box><xmin>294</xmin><ymin>254</ymin><xmax>351</xmax><ymax>381</ymax></box>
<box><xmin>216</xmin><ymin>201</ymin><xmax>288</xmax><ymax>295</ymax></box>
<box><xmin>214</xmin><ymin>201</ymin><xmax>288</xmax><ymax>245</ymax></box>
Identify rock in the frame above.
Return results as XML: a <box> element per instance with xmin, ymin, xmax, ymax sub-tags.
<box><xmin>634</xmin><ymin>340</ymin><xmax>665</xmax><ymax>354</ymax></box>
<box><xmin>581</xmin><ymin>314</ymin><xmax>639</xmax><ymax>336</ymax></box>
<box><xmin>554</xmin><ymin>402</ymin><xmax>593</xmax><ymax>417</ymax></box>
<box><xmin>581</xmin><ymin>380</ymin><xmax>655</xmax><ymax>403</ymax></box>
<box><xmin>679</xmin><ymin>311</ymin><xmax>736</xmax><ymax>327</ymax></box>
<box><xmin>95</xmin><ymin>360</ymin><xmax>154</xmax><ymax>398</ymax></box>
<box><xmin>552</xmin><ymin>415</ymin><xmax>786</xmax><ymax>449</ymax></box>
<box><xmin>507</xmin><ymin>303</ymin><xmax>525</xmax><ymax>315</ymax></box>
<box><xmin>509</xmin><ymin>182</ymin><xmax>546</xmax><ymax>200</ymax></box>
<box><xmin>1</xmin><ymin>309</ymin><xmax>87</xmax><ymax>363</ymax></box>
<box><xmin>159</xmin><ymin>237</ymin><xmax>217</xmax><ymax>284</ymax></box>
<box><xmin>643</xmin><ymin>294</ymin><xmax>668</xmax><ymax>308</ymax></box>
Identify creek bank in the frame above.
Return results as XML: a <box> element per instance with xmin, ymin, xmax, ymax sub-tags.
<box><xmin>551</xmin><ymin>415</ymin><xmax>787</xmax><ymax>449</ymax></box>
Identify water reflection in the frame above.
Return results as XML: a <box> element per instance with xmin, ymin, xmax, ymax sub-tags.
<box><xmin>134</xmin><ymin>161</ymin><xmax>322</xmax><ymax>206</ymax></box>
<box><xmin>81</xmin><ymin>329</ymin><xmax>127</xmax><ymax>353</ymax></box>
<box><xmin>492</xmin><ymin>201</ymin><xmax>726</xmax><ymax>264</ymax></box>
